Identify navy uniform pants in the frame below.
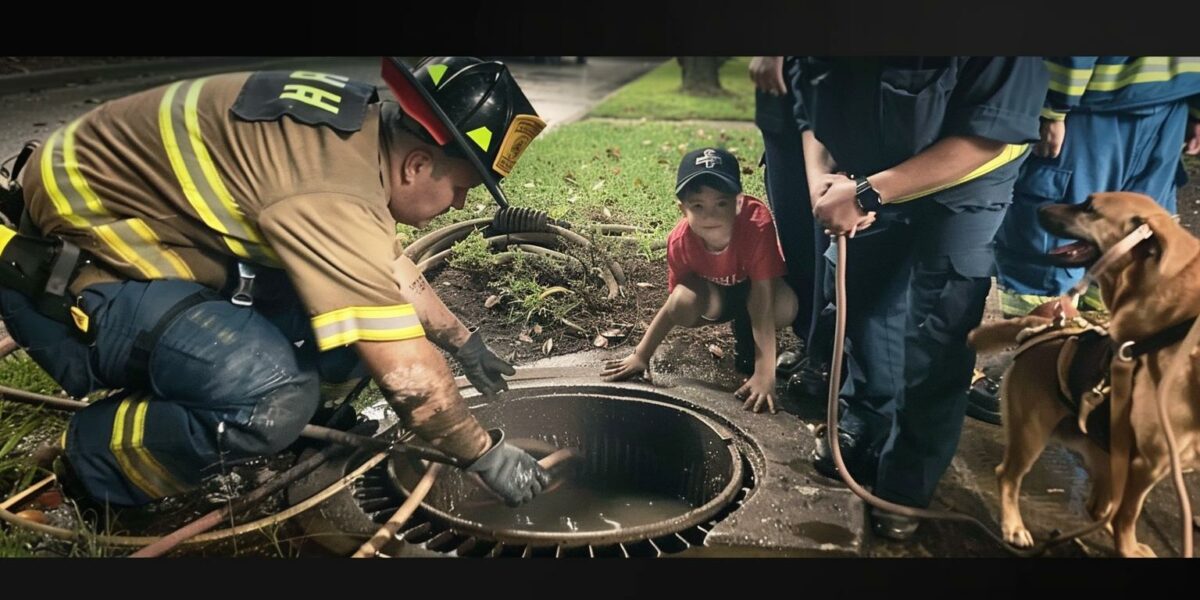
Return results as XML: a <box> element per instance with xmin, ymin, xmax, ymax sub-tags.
<box><xmin>0</xmin><ymin>276</ymin><xmax>363</xmax><ymax>506</ymax></box>
<box><xmin>826</xmin><ymin>180</ymin><xmax>1012</xmax><ymax>508</ymax></box>
<box><xmin>761</xmin><ymin>124</ymin><xmax>827</xmax><ymax>342</ymax></box>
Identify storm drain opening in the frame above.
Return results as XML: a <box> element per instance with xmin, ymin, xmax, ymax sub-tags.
<box><xmin>291</xmin><ymin>384</ymin><xmax>757</xmax><ymax>557</ymax></box>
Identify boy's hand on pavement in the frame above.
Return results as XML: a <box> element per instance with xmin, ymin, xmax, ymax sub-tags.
<box><xmin>735</xmin><ymin>370</ymin><xmax>777</xmax><ymax>414</ymax></box>
<box><xmin>600</xmin><ymin>353</ymin><xmax>649</xmax><ymax>381</ymax></box>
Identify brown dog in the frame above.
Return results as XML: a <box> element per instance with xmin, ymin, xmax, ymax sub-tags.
<box><xmin>969</xmin><ymin>192</ymin><xmax>1200</xmax><ymax>557</ymax></box>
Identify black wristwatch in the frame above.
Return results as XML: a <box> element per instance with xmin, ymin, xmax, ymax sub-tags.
<box><xmin>853</xmin><ymin>177</ymin><xmax>883</xmax><ymax>213</ymax></box>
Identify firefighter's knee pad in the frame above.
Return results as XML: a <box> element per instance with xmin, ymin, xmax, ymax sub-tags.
<box><xmin>218</xmin><ymin>375</ymin><xmax>320</xmax><ymax>457</ymax></box>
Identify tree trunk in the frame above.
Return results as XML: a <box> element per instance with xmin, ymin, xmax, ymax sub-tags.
<box><xmin>676</xmin><ymin>57</ymin><xmax>728</xmax><ymax>96</ymax></box>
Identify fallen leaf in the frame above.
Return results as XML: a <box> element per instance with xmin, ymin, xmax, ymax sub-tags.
<box><xmin>524</xmin><ymin>182</ymin><xmax>536</xmax><ymax>188</ymax></box>
<box><xmin>635</xmin><ymin>282</ymin><xmax>654</xmax><ymax>289</ymax></box>
<box><xmin>563</xmin><ymin>174</ymin><xmax>578</xmax><ymax>186</ymax></box>
<box><xmin>518</xmin><ymin>332</ymin><xmax>534</xmax><ymax>344</ymax></box>
<box><xmin>593</xmin><ymin>334</ymin><xmax>609</xmax><ymax>348</ymax></box>
<box><xmin>484</xmin><ymin>294</ymin><xmax>500</xmax><ymax>308</ymax></box>
<box><xmin>728</xmin><ymin>147</ymin><xmax>738</xmax><ymax>154</ymax></box>
<box><xmin>542</xmin><ymin>338</ymin><xmax>554</xmax><ymax>355</ymax></box>
<box><xmin>532</xmin><ymin>324</ymin><xmax>543</xmax><ymax>335</ymax></box>
<box><xmin>567</xmin><ymin>195</ymin><xmax>578</xmax><ymax>203</ymax></box>
<box><xmin>708</xmin><ymin>344</ymin><xmax>724</xmax><ymax>359</ymax></box>
<box><xmin>603</xmin><ymin>207</ymin><xmax>612</xmax><ymax>218</ymax></box>
<box><xmin>592</xmin><ymin>180</ymin><xmax>605</xmax><ymax>191</ymax></box>
<box><xmin>601</xmin><ymin>328</ymin><xmax>625</xmax><ymax>339</ymax></box>
<box><xmin>611</xmin><ymin>167</ymin><xmax>621</xmax><ymax>176</ymax></box>
<box><xmin>642</xmin><ymin>140</ymin><xmax>652</xmax><ymax>145</ymax></box>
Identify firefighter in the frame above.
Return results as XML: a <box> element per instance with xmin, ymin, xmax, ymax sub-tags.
<box><xmin>0</xmin><ymin>57</ymin><xmax>550</xmax><ymax>507</ymax></box>
<box><xmin>791</xmin><ymin>57</ymin><xmax>1047</xmax><ymax>539</ymax></box>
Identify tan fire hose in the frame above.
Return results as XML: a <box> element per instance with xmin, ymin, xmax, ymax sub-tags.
<box><xmin>825</xmin><ymin>234</ymin><xmax>1116</xmax><ymax>557</ymax></box>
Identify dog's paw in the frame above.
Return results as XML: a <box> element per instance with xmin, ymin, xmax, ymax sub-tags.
<box><xmin>1118</xmin><ymin>542</ymin><xmax>1157</xmax><ymax>558</ymax></box>
<box><xmin>1003</xmin><ymin>524</ymin><xmax>1035</xmax><ymax>548</ymax></box>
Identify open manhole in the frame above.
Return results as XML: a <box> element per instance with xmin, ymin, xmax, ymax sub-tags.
<box><xmin>289</xmin><ymin>384</ymin><xmax>756</xmax><ymax>557</ymax></box>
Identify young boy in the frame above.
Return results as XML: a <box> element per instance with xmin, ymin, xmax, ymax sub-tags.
<box><xmin>601</xmin><ymin>147</ymin><xmax>798</xmax><ymax>413</ymax></box>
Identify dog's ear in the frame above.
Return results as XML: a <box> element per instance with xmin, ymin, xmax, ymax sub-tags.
<box><xmin>1145</xmin><ymin>213</ymin><xmax>1200</xmax><ymax>278</ymax></box>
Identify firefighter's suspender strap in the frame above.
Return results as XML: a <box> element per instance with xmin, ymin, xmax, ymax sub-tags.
<box><xmin>45</xmin><ymin>240</ymin><xmax>80</xmax><ymax>297</ymax></box>
<box><xmin>126</xmin><ymin>290</ymin><xmax>220</xmax><ymax>386</ymax></box>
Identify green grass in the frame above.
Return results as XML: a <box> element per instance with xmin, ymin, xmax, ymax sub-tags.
<box><xmin>588</xmin><ymin>58</ymin><xmax>756</xmax><ymax>121</ymax></box>
<box><xmin>399</xmin><ymin>118</ymin><xmax>766</xmax><ymax>249</ymax></box>
<box><xmin>0</xmin><ymin>351</ymin><xmax>62</xmax><ymax>395</ymax></box>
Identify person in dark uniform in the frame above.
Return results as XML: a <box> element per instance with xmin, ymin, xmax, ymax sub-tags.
<box><xmin>790</xmin><ymin>57</ymin><xmax>1047</xmax><ymax>540</ymax></box>
<box><xmin>749</xmin><ymin>57</ymin><xmax>828</xmax><ymax>390</ymax></box>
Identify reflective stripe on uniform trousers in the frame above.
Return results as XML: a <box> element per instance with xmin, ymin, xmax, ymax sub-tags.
<box><xmin>109</xmin><ymin>394</ymin><xmax>189</xmax><ymax>499</ymax></box>
<box><xmin>311</xmin><ymin>304</ymin><xmax>425</xmax><ymax>351</ymax></box>
<box><xmin>158</xmin><ymin>78</ymin><xmax>281</xmax><ymax>267</ymax></box>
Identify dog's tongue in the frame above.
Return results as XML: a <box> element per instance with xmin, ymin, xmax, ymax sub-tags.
<box><xmin>1046</xmin><ymin>240</ymin><xmax>1100</xmax><ymax>267</ymax></box>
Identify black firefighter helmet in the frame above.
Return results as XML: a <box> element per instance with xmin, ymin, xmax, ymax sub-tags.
<box><xmin>381</xmin><ymin>56</ymin><xmax>546</xmax><ymax>209</ymax></box>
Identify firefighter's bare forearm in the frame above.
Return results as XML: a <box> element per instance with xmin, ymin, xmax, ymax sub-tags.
<box><xmin>356</xmin><ymin>337</ymin><xmax>490</xmax><ymax>461</ymax></box>
<box><xmin>868</xmin><ymin>135</ymin><xmax>1006</xmax><ymax>204</ymax></box>
<box><xmin>392</xmin><ymin>254</ymin><xmax>471</xmax><ymax>351</ymax></box>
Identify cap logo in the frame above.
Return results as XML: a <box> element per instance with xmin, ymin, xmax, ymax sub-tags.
<box><xmin>695</xmin><ymin>149</ymin><xmax>722</xmax><ymax>169</ymax></box>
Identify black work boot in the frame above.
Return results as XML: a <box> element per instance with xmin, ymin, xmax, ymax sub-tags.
<box><xmin>785</xmin><ymin>357</ymin><xmax>831</xmax><ymax>400</ymax></box>
<box><xmin>731</xmin><ymin>311</ymin><xmax>755</xmax><ymax>375</ymax></box>
<box><xmin>776</xmin><ymin>338</ymin><xmax>806</xmax><ymax>378</ymax></box>
<box><xmin>871</xmin><ymin>506</ymin><xmax>921</xmax><ymax>541</ymax></box>
<box><xmin>811</xmin><ymin>423</ymin><xmax>879</xmax><ymax>487</ymax></box>
<box><xmin>965</xmin><ymin>369</ymin><xmax>1002</xmax><ymax>426</ymax></box>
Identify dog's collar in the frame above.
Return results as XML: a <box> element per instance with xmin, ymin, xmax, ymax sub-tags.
<box><xmin>1066</xmin><ymin>223</ymin><xmax>1154</xmax><ymax>300</ymax></box>
<box><xmin>1116</xmin><ymin>316</ymin><xmax>1199</xmax><ymax>362</ymax></box>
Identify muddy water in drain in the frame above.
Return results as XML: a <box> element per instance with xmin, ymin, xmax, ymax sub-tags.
<box><xmin>449</xmin><ymin>481</ymin><xmax>695</xmax><ymax>533</ymax></box>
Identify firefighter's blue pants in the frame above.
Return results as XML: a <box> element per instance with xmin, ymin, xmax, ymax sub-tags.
<box><xmin>995</xmin><ymin>100</ymin><xmax>1190</xmax><ymax>298</ymax></box>
<box><xmin>761</xmin><ymin>124</ymin><xmax>827</xmax><ymax>342</ymax></box>
<box><xmin>826</xmin><ymin>197</ymin><xmax>1009</xmax><ymax>508</ymax></box>
<box><xmin>0</xmin><ymin>279</ymin><xmax>363</xmax><ymax>506</ymax></box>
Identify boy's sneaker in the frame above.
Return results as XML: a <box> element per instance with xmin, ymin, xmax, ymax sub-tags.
<box><xmin>731</xmin><ymin>311</ymin><xmax>755</xmax><ymax>375</ymax></box>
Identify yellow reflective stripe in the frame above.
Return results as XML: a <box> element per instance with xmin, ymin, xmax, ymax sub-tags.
<box><xmin>92</xmin><ymin>219</ymin><xmax>192</xmax><ymax>280</ymax></box>
<box><xmin>1043</xmin><ymin>61</ymin><xmax>1094</xmax><ymax>97</ymax></box>
<box><xmin>161</xmin><ymin>82</ymin><xmax>226</xmax><ymax>231</ymax></box>
<box><xmin>130</xmin><ymin>398</ymin><xmax>187</xmax><ymax>496</ymax></box>
<box><xmin>110</xmin><ymin>397</ymin><xmax>165</xmax><ymax>499</ymax></box>
<box><xmin>311</xmin><ymin>304</ymin><xmax>425</xmax><ymax>351</ymax></box>
<box><xmin>1090</xmin><ymin>56</ymin><xmax>1169</xmax><ymax>76</ymax></box>
<box><xmin>1040</xmin><ymin>107</ymin><xmax>1067</xmax><ymax>121</ymax></box>
<box><xmin>39</xmin><ymin>130</ymin><xmax>91</xmax><ymax>228</ymax></box>
<box><xmin>0</xmin><ymin>226</ymin><xmax>15</xmax><ymax>254</ymax></box>
<box><xmin>62</xmin><ymin>120</ymin><xmax>109</xmax><ymax>217</ymax></box>
<box><xmin>1085</xmin><ymin>58</ymin><xmax>1200</xmax><ymax>92</ymax></box>
<box><xmin>888</xmin><ymin>144</ymin><xmax>1028</xmax><ymax>204</ymax></box>
<box><xmin>125</xmin><ymin>219</ymin><xmax>194</xmax><ymax>279</ymax></box>
<box><xmin>161</xmin><ymin>79</ymin><xmax>279</xmax><ymax>266</ymax></box>
<box><xmin>183</xmin><ymin>81</ymin><xmax>272</xmax><ymax>247</ymax></box>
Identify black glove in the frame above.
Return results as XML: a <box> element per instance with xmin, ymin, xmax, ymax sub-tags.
<box><xmin>466</xmin><ymin>429</ymin><xmax>550</xmax><ymax>507</ymax></box>
<box><xmin>453</xmin><ymin>331</ymin><xmax>516</xmax><ymax>400</ymax></box>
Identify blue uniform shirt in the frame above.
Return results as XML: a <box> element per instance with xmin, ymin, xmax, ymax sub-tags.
<box><xmin>789</xmin><ymin>57</ymin><xmax>1048</xmax><ymax>210</ymax></box>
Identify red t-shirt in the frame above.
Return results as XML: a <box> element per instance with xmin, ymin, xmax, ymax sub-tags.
<box><xmin>666</xmin><ymin>195</ymin><xmax>787</xmax><ymax>292</ymax></box>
